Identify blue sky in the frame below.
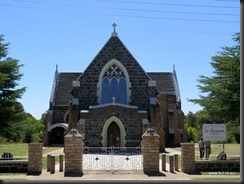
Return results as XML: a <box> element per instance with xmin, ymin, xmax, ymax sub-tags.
<box><xmin>0</xmin><ymin>0</ymin><xmax>240</xmax><ymax>119</ymax></box>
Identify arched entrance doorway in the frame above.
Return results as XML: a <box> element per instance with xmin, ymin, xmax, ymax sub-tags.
<box><xmin>101</xmin><ymin>116</ymin><xmax>126</xmax><ymax>147</ymax></box>
<box><xmin>48</xmin><ymin>123</ymin><xmax>68</xmax><ymax>145</ymax></box>
<box><xmin>107</xmin><ymin>122</ymin><xmax>120</xmax><ymax>147</ymax></box>
<box><xmin>51</xmin><ymin>127</ymin><xmax>65</xmax><ymax>144</ymax></box>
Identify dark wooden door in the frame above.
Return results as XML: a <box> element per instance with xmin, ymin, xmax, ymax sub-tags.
<box><xmin>107</xmin><ymin>122</ymin><xmax>120</xmax><ymax>147</ymax></box>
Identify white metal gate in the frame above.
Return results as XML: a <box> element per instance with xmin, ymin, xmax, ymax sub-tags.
<box><xmin>83</xmin><ymin>146</ymin><xmax>142</xmax><ymax>171</ymax></box>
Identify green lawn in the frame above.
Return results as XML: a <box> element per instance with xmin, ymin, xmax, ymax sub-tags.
<box><xmin>164</xmin><ymin>143</ymin><xmax>240</xmax><ymax>169</ymax></box>
<box><xmin>0</xmin><ymin>143</ymin><xmax>28</xmax><ymax>156</ymax></box>
<box><xmin>0</xmin><ymin>143</ymin><xmax>61</xmax><ymax>157</ymax></box>
<box><xmin>194</xmin><ymin>143</ymin><xmax>240</xmax><ymax>160</ymax></box>
<box><xmin>0</xmin><ymin>143</ymin><xmax>62</xmax><ymax>170</ymax></box>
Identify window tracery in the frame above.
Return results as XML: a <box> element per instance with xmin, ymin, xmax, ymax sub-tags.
<box><xmin>101</xmin><ymin>63</ymin><xmax>127</xmax><ymax>104</ymax></box>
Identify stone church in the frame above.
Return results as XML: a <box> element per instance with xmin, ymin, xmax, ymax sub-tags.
<box><xmin>44</xmin><ymin>24</ymin><xmax>187</xmax><ymax>151</ymax></box>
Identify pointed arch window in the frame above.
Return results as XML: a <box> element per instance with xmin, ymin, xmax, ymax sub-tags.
<box><xmin>102</xmin><ymin>77</ymin><xmax>110</xmax><ymax>104</ymax></box>
<box><xmin>101</xmin><ymin>63</ymin><xmax>127</xmax><ymax>104</ymax></box>
<box><xmin>118</xmin><ymin>77</ymin><xmax>127</xmax><ymax>104</ymax></box>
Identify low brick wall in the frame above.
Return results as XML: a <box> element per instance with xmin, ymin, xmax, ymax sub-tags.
<box><xmin>195</xmin><ymin>160</ymin><xmax>240</xmax><ymax>172</ymax></box>
<box><xmin>0</xmin><ymin>160</ymin><xmax>28</xmax><ymax>173</ymax></box>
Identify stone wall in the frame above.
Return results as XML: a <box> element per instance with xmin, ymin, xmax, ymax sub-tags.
<box><xmin>52</xmin><ymin>107</ymin><xmax>68</xmax><ymax>124</ymax></box>
<box><xmin>80</xmin><ymin>105</ymin><xmax>147</xmax><ymax>147</ymax></box>
<box><xmin>28</xmin><ymin>143</ymin><xmax>43</xmax><ymax>174</ymax></box>
<box><xmin>195</xmin><ymin>160</ymin><xmax>240</xmax><ymax>172</ymax></box>
<box><xmin>72</xmin><ymin>36</ymin><xmax>157</xmax><ymax>112</ymax></box>
<box><xmin>141</xmin><ymin>129</ymin><xmax>160</xmax><ymax>173</ymax></box>
<box><xmin>0</xmin><ymin>160</ymin><xmax>28</xmax><ymax>173</ymax></box>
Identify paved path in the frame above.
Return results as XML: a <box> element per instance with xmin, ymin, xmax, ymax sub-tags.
<box><xmin>43</xmin><ymin>147</ymin><xmax>64</xmax><ymax>156</ymax></box>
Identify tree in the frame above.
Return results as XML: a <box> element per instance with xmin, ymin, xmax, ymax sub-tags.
<box><xmin>189</xmin><ymin>33</ymin><xmax>240</xmax><ymax>125</ymax></box>
<box><xmin>184</xmin><ymin>123</ymin><xmax>198</xmax><ymax>143</ymax></box>
<box><xmin>0</xmin><ymin>34</ymin><xmax>26</xmax><ymax>136</ymax></box>
<box><xmin>21</xmin><ymin>113</ymin><xmax>44</xmax><ymax>143</ymax></box>
<box><xmin>184</xmin><ymin>111</ymin><xmax>197</xmax><ymax>128</ymax></box>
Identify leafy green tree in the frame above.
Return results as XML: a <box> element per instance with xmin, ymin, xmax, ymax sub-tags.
<box><xmin>21</xmin><ymin>113</ymin><xmax>44</xmax><ymax>143</ymax></box>
<box><xmin>0</xmin><ymin>34</ymin><xmax>26</xmax><ymax>136</ymax></box>
<box><xmin>184</xmin><ymin>123</ymin><xmax>198</xmax><ymax>143</ymax></box>
<box><xmin>184</xmin><ymin>111</ymin><xmax>197</xmax><ymax>128</ymax></box>
<box><xmin>185</xmin><ymin>110</ymin><xmax>239</xmax><ymax>143</ymax></box>
<box><xmin>189</xmin><ymin>33</ymin><xmax>240</xmax><ymax>125</ymax></box>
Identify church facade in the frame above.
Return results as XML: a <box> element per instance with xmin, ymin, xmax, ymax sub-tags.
<box><xmin>44</xmin><ymin>25</ymin><xmax>187</xmax><ymax>151</ymax></box>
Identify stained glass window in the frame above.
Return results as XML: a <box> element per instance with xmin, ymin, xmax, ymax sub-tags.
<box><xmin>118</xmin><ymin>77</ymin><xmax>127</xmax><ymax>104</ymax></box>
<box><xmin>101</xmin><ymin>63</ymin><xmax>127</xmax><ymax>104</ymax></box>
<box><xmin>102</xmin><ymin>77</ymin><xmax>110</xmax><ymax>104</ymax></box>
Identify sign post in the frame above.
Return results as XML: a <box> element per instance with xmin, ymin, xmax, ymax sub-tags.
<box><xmin>202</xmin><ymin>123</ymin><xmax>226</xmax><ymax>151</ymax></box>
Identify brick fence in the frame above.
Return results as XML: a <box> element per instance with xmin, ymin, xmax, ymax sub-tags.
<box><xmin>180</xmin><ymin>143</ymin><xmax>240</xmax><ymax>173</ymax></box>
<box><xmin>0</xmin><ymin>160</ymin><xmax>28</xmax><ymax>173</ymax></box>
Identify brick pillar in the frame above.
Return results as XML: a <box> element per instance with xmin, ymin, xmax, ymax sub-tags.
<box><xmin>181</xmin><ymin>143</ymin><xmax>195</xmax><ymax>173</ymax></box>
<box><xmin>28</xmin><ymin>143</ymin><xmax>43</xmax><ymax>174</ymax></box>
<box><xmin>64</xmin><ymin>128</ymin><xmax>83</xmax><ymax>176</ymax></box>
<box><xmin>141</xmin><ymin>128</ymin><xmax>160</xmax><ymax>173</ymax></box>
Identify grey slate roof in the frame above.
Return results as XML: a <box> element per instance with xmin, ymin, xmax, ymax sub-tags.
<box><xmin>51</xmin><ymin>71</ymin><xmax>179</xmax><ymax>106</ymax></box>
<box><xmin>147</xmin><ymin>72</ymin><xmax>176</xmax><ymax>93</ymax></box>
<box><xmin>54</xmin><ymin>72</ymin><xmax>81</xmax><ymax>106</ymax></box>
<box><xmin>52</xmin><ymin>72</ymin><xmax>179</xmax><ymax>106</ymax></box>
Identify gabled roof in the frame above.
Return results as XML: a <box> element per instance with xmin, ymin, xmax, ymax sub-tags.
<box><xmin>77</xmin><ymin>32</ymin><xmax>151</xmax><ymax>81</ymax></box>
<box><xmin>51</xmin><ymin>72</ymin><xmax>181</xmax><ymax>106</ymax></box>
<box><xmin>49</xmin><ymin>26</ymin><xmax>181</xmax><ymax>107</ymax></box>
<box><xmin>147</xmin><ymin>72</ymin><xmax>175</xmax><ymax>93</ymax></box>
<box><xmin>147</xmin><ymin>72</ymin><xmax>181</xmax><ymax>103</ymax></box>
<box><xmin>52</xmin><ymin>72</ymin><xmax>81</xmax><ymax>106</ymax></box>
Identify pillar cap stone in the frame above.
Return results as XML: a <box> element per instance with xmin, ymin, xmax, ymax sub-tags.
<box><xmin>65</xmin><ymin>128</ymin><xmax>82</xmax><ymax>138</ymax></box>
<box><xmin>142</xmin><ymin>128</ymin><xmax>160</xmax><ymax>137</ymax></box>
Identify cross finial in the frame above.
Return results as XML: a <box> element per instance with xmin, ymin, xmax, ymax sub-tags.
<box><xmin>112</xmin><ymin>97</ymin><xmax>116</xmax><ymax>104</ymax></box>
<box><xmin>112</xmin><ymin>23</ymin><xmax>118</xmax><ymax>37</ymax></box>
